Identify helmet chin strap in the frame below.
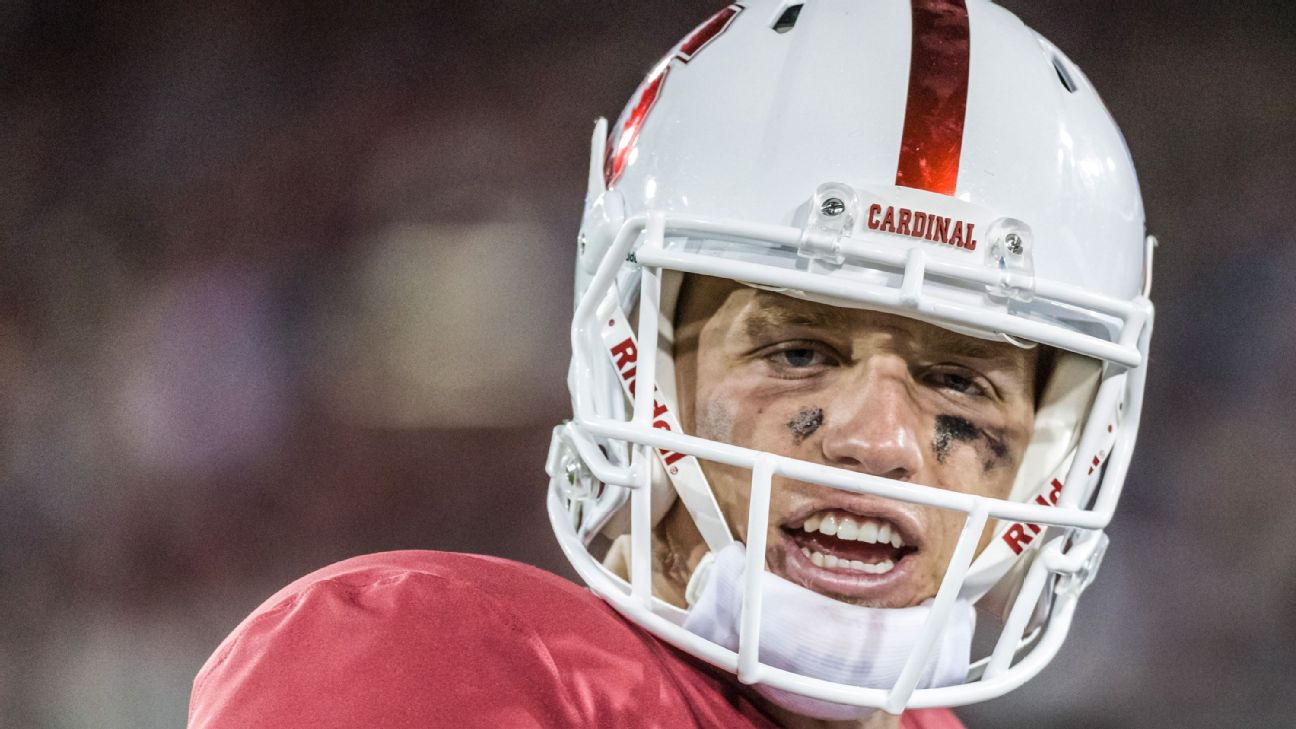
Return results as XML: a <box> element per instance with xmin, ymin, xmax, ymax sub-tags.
<box><xmin>683</xmin><ymin>542</ymin><xmax>975</xmax><ymax>722</ymax></box>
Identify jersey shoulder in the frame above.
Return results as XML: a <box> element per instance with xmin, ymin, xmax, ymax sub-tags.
<box><xmin>189</xmin><ymin>550</ymin><xmax>777</xmax><ymax>729</ymax></box>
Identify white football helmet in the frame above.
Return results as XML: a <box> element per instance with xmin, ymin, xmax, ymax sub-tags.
<box><xmin>546</xmin><ymin>0</ymin><xmax>1154</xmax><ymax>713</ymax></box>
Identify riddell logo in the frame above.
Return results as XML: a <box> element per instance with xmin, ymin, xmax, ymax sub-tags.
<box><xmin>1001</xmin><ymin>435</ymin><xmax>1113</xmax><ymax>555</ymax></box>
<box><xmin>867</xmin><ymin>203</ymin><xmax>977</xmax><ymax>251</ymax></box>
<box><xmin>608</xmin><ymin>337</ymin><xmax>687</xmax><ymax>467</ymax></box>
<box><xmin>1002</xmin><ymin>478</ymin><xmax>1063</xmax><ymax>555</ymax></box>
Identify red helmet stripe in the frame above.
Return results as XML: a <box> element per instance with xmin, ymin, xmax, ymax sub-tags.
<box><xmin>894</xmin><ymin>0</ymin><xmax>971</xmax><ymax>196</ymax></box>
<box><xmin>604</xmin><ymin>4</ymin><xmax>743</xmax><ymax>188</ymax></box>
<box><xmin>678</xmin><ymin>4</ymin><xmax>742</xmax><ymax>60</ymax></box>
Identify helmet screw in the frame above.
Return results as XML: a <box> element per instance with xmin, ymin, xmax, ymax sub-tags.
<box><xmin>1005</xmin><ymin>232</ymin><xmax>1024</xmax><ymax>255</ymax></box>
<box><xmin>820</xmin><ymin>197</ymin><xmax>846</xmax><ymax>217</ymax></box>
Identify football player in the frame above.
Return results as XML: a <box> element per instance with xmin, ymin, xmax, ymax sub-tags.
<box><xmin>189</xmin><ymin>1</ymin><xmax>1154</xmax><ymax>727</ymax></box>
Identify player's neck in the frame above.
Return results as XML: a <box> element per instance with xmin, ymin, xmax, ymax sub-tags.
<box><xmin>604</xmin><ymin>517</ymin><xmax>904</xmax><ymax>729</ymax></box>
<box><xmin>601</xmin><ymin>505</ymin><xmax>709</xmax><ymax>608</ymax></box>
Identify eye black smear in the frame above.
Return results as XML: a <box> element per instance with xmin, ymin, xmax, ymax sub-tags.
<box><xmin>787</xmin><ymin>407</ymin><xmax>823</xmax><ymax>444</ymax></box>
<box><xmin>933</xmin><ymin>414</ymin><xmax>1009</xmax><ymax>471</ymax></box>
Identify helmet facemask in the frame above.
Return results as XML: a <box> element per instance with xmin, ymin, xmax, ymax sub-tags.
<box><xmin>548</xmin><ymin>206</ymin><xmax>1149</xmax><ymax>711</ymax></box>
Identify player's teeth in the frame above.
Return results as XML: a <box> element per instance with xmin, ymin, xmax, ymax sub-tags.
<box><xmin>836</xmin><ymin>517</ymin><xmax>859</xmax><ymax>540</ymax></box>
<box><xmin>797</xmin><ymin>513</ymin><xmax>907</xmax><ymax>547</ymax></box>
<box><xmin>818</xmin><ymin>514</ymin><xmax>839</xmax><ymax>536</ymax></box>
<box><xmin>802</xmin><ymin>547</ymin><xmax>898</xmax><ymax>575</ymax></box>
<box><xmin>857</xmin><ymin>520</ymin><xmax>878</xmax><ymax>543</ymax></box>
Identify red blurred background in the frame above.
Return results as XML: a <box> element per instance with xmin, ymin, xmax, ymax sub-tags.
<box><xmin>2</xmin><ymin>2</ymin><xmax>1294</xmax><ymax>727</ymax></box>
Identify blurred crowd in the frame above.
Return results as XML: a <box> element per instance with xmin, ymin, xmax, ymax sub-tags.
<box><xmin>1</xmin><ymin>2</ymin><xmax>1294</xmax><ymax>728</ymax></box>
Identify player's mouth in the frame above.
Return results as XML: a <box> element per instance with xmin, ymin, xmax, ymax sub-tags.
<box><xmin>777</xmin><ymin>508</ymin><xmax>921</xmax><ymax>604</ymax></box>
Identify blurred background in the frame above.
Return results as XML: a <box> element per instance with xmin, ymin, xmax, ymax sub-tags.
<box><xmin>2</xmin><ymin>1</ymin><xmax>1293</xmax><ymax>727</ymax></box>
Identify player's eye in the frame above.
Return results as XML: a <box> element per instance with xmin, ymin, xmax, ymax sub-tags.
<box><xmin>924</xmin><ymin>368</ymin><xmax>991</xmax><ymax>398</ymax></box>
<box><xmin>775</xmin><ymin>348</ymin><xmax>822</xmax><ymax>368</ymax></box>
<box><xmin>760</xmin><ymin>342</ymin><xmax>838</xmax><ymax>378</ymax></box>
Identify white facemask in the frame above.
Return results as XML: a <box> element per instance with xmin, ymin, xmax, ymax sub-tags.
<box><xmin>681</xmin><ymin>543</ymin><xmax>974</xmax><ymax>721</ymax></box>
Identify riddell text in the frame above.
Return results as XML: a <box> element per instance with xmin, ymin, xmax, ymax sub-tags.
<box><xmin>1001</xmin><ymin>478</ymin><xmax>1065</xmax><ymax>554</ymax></box>
<box><xmin>609</xmin><ymin>337</ymin><xmax>687</xmax><ymax>466</ymax></box>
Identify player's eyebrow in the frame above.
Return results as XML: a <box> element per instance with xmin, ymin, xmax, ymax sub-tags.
<box><xmin>741</xmin><ymin>298</ymin><xmax>852</xmax><ymax>341</ymax></box>
<box><xmin>922</xmin><ymin>331</ymin><xmax>1017</xmax><ymax>362</ymax></box>
<box><xmin>746</xmin><ymin>293</ymin><xmax>1026</xmax><ymax>360</ymax></box>
<box><xmin>741</xmin><ymin>293</ymin><xmax>1027</xmax><ymax>367</ymax></box>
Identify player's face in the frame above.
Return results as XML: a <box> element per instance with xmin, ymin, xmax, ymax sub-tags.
<box><xmin>671</xmin><ymin>276</ymin><xmax>1039</xmax><ymax>609</ymax></box>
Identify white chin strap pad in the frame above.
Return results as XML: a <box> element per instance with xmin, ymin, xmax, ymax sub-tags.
<box><xmin>683</xmin><ymin>543</ymin><xmax>974</xmax><ymax>721</ymax></box>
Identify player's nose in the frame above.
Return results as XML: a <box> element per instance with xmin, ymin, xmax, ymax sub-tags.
<box><xmin>818</xmin><ymin>354</ymin><xmax>924</xmax><ymax>481</ymax></box>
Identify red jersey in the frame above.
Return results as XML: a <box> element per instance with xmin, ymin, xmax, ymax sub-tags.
<box><xmin>189</xmin><ymin>550</ymin><xmax>965</xmax><ymax>729</ymax></box>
